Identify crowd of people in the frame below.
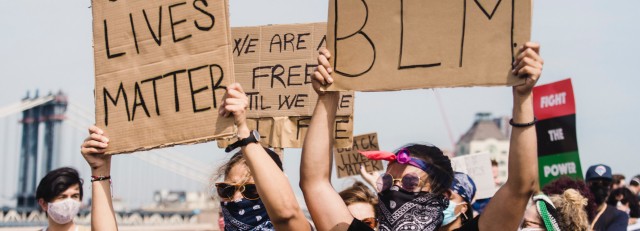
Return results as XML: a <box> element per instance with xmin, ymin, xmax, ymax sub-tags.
<box><xmin>31</xmin><ymin>42</ymin><xmax>639</xmax><ymax>231</ymax></box>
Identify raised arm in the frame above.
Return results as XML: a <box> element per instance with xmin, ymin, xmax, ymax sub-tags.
<box><xmin>80</xmin><ymin>126</ymin><xmax>118</xmax><ymax>231</ymax></box>
<box><xmin>220</xmin><ymin>83</ymin><xmax>310</xmax><ymax>230</ymax></box>
<box><xmin>478</xmin><ymin>42</ymin><xmax>544</xmax><ymax>230</ymax></box>
<box><xmin>299</xmin><ymin>48</ymin><xmax>354</xmax><ymax>231</ymax></box>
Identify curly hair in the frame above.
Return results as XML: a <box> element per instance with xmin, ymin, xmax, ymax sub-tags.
<box><xmin>542</xmin><ymin>176</ymin><xmax>596</xmax><ymax>221</ymax></box>
<box><xmin>549</xmin><ymin>189</ymin><xmax>590</xmax><ymax>231</ymax></box>
<box><xmin>396</xmin><ymin>144</ymin><xmax>454</xmax><ymax>195</ymax></box>
<box><xmin>339</xmin><ymin>181</ymin><xmax>378</xmax><ymax>209</ymax></box>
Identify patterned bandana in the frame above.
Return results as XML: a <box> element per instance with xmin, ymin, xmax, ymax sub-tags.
<box><xmin>376</xmin><ymin>186</ymin><xmax>448</xmax><ymax>231</ymax></box>
<box><xmin>450</xmin><ymin>172</ymin><xmax>477</xmax><ymax>203</ymax></box>
<box><xmin>221</xmin><ymin>199</ymin><xmax>274</xmax><ymax>231</ymax></box>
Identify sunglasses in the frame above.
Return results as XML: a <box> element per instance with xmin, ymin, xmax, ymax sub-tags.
<box><xmin>215</xmin><ymin>182</ymin><xmax>259</xmax><ymax>200</ymax></box>
<box><xmin>376</xmin><ymin>172</ymin><xmax>423</xmax><ymax>192</ymax></box>
<box><xmin>361</xmin><ymin>217</ymin><xmax>378</xmax><ymax>229</ymax></box>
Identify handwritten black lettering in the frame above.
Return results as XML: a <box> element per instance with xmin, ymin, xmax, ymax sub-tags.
<box><xmin>131</xmin><ymin>82</ymin><xmax>151</xmax><ymax>121</ymax></box>
<box><xmin>103</xmin><ymin>82</ymin><xmax>130</xmax><ymax>126</ymax></box>
<box><xmin>193</xmin><ymin>0</ymin><xmax>215</xmax><ymax>31</ymax></box>
<box><xmin>168</xmin><ymin>2</ymin><xmax>192</xmax><ymax>43</ymax></box>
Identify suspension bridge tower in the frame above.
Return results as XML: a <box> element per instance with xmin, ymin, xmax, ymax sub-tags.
<box><xmin>16</xmin><ymin>91</ymin><xmax>67</xmax><ymax>209</ymax></box>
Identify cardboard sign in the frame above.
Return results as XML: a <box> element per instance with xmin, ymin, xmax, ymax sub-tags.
<box><xmin>92</xmin><ymin>0</ymin><xmax>235</xmax><ymax>154</ymax></box>
<box><xmin>217</xmin><ymin>116</ymin><xmax>353</xmax><ymax>149</ymax></box>
<box><xmin>326</xmin><ymin>0</ymin><xmax>532</xmax><ymax>91</ymax></box>
<box><xmin>232</xmin><ymin>23</ymin><xmax>353</xmax><ymax>117</ymax></box>
<box><xmin>451</xmin><ymin>152</ymin><xmax>495</xmax><ymax>199</ymax></box>
<box><xmin>334</xmin><ymin>133</ymin><xmax>383</xmax><ymax>178</ymax></box>
<box><xmin>533</xmin><ymin>79</ymin><xmax>583</xmax><ymax>186</ymax></box>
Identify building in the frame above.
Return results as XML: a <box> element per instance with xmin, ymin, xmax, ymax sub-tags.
<box><xmin>456</xmin><ymin>113</ymin><xmax>510</xmax><ymax>185</ymax></box>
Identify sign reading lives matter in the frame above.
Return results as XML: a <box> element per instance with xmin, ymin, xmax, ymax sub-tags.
<box><xmin>334</xmin><ymin>133</ymin><xmax>383</xmax><ymax>178</ymax></box>
<box><xmin>92</xmin><ymin>0</ymin><xmax>235</xmax><ymax>154</ymax></box>
<box><xmin>217</xmin><ymin>23</ymin><xmax>355</xmax><ymax>148</ymax></box>
<box><xmin>533</xmin><ymin>79</ymin><xmax>583</xmax><ymax>186</ymax></box>
<box><xmin>326</xmin><ymin>0</ymin><xmax>532</xmax><ymax>91</ymax></box>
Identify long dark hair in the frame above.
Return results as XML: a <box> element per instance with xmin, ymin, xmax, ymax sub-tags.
<box><xmin>607</xmin><ymin>187</ymin><xmax>640</xmax><ymax>218</ymax></box>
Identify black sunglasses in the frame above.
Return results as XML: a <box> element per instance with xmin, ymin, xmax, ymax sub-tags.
<box><xmin>215</xmin><ymin>182</ymin><xmax>259</xmax><ymax>200</ymax></box>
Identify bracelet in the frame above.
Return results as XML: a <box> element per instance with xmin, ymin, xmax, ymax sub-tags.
<box><xmin>509</xmin><ymin>117</ymin><xmax>537</xmax><ymax>127</ymax></box>
<box><xmin>91</xmin><ymin>175</ymin><xmax>111</xmax><ymax>182</ymax></box>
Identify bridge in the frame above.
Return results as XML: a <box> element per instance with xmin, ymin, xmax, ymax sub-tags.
<box><xmin>0</xmin><ymin>91</ymin><xmax>224</xmax><ymax>229</ymax></box>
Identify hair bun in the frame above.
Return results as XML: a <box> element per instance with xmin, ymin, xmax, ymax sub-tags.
<box><xmin>562</xmin><ymin>189</ymin><xmax>588</xmax><ymax>207</ymax></box>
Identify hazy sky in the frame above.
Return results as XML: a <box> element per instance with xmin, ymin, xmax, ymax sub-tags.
<box><xmin>1</xmin><ymin>0</ymin><xmax>639</xmax><ymax>207</ymax></box>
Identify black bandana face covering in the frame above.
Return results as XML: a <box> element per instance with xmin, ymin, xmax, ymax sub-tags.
<box><xmin>221</xmin><ymin>198</ymin><xmax>274</xmax><ymax>231</ymax></box>
<box><xmin>376</xmin><ymin>186</ymin><xmax>448</xmax><ymax>231</ymax></box>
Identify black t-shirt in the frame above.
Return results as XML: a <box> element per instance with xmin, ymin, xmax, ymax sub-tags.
<box><xmin>593</xmin><ymin>205</ymin><xmax>629</xmax><ymax>231</ymax></box>
<box><xmin>454</xmin><ymin>215</ymin><xmax>480</xmax><ymax>231</ymax></box>
<box><xmin>347</xmin><ymin>218</ymin><xmax>374</xmax><ymax>231</ymax></box>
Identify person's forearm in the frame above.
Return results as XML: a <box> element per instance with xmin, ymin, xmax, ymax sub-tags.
<box><xmin>91</xmin><ymin>164</ymin><xmax>118</xmax><ymax>231</ymax></box>
<box><xmin>242</xmin><ymin>143</ymin><xmax>307</xmax><ymax>229</ymax></box>
<box><xmin>507</xmin><ymin>91</ymin><xmax>538</xmax><ymax>194</ymax></box>
<box><xmin>300</xmin><ymin>93</ymin><xmax>340</xmax><ymax>188</ymax></box>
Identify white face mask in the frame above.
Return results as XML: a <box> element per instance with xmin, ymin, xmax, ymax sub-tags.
<box><xmin>47</xmin><ymin>198</ymin><xmax>81</xmax><ymax>224</ymax></box>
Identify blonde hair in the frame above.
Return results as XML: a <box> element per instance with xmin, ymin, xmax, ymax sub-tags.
<box><xmin>549</xmin><ymin>189</ymin><xmax>590</xmax><ymax>231</ymax></box>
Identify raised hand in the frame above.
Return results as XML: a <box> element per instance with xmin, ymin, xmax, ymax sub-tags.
<box><xmin>219</xmin><ymin>83</ymin><xmax>250</xmax><ymax>136</ymax></box>
<box><xmin>512</xmin><ymin>42</ymin><xmax>544</xmax><ymax>96</ymax></box>
<box><xmin>80</xmin><ymin>125</ymin><xmax>111</xmax><ymax>174</ymax></box>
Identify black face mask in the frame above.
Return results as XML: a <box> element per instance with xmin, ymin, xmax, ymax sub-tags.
<box><xmin>590</xmin><ymin>184</ymin><xmax>610</xmax><ymax>205</ymax></box>
<box><xmin>376</xmin><ymin>186</ymin><xmax>448</xmax><ymax>231</ymax></box>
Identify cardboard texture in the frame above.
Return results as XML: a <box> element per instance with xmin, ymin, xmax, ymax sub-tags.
<box><xmin>216</xmin><ymin>116</ymin><xmax>353</xmax><ymax>149</ymax></box>
<box><xmin>326</xmin><ymin>0</ymin><xmax>532</xmax><ymax>91</ymax></box>
<box><xmin>231</xmin><ymin>23</ymin><xmax>353</xmax><ymax>117</ymax></box>
<box><xmin>218</xmin><ymin>23</ymin><xmax>355</xmax><ymax>149</ymax></box>
<box><xmin>451</xmin><ymin>152</ymin><xmax>495</xmax><ymax>199</ymax></box>
<box><xmin>92</xmin><ymin>0</ymin><xmax>236</xmax><ymax>154</ymax></box>
<box><xmin>334</xmin><ymin>133</ymin><xmax>383</xmax><ymax>178</ymax></box>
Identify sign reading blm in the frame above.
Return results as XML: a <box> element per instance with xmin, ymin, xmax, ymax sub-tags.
<box><xmin>92</xmin><ymin>0</ymin><xmax>236</xmax><ymax>154</ymax></box>
<box><xmin>326</xmin><ymin>0</ymin><xmax>532</xmax><ymax>91</ymax></box>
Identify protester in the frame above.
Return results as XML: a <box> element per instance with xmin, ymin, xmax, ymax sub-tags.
<box><xmin>520</xmin><ymin>189</ymin><xmax>590</xmax><ymax>231</ymax></box>
<box><xmin>607</xmin><ymin>187</ymin><xmax>639</xmax><ymax>224</ymax></box>
<box><xmin>215</xmin><ymin>83</ymin><xmax>311</xmax><ymax>231</ymax></box>
<box><xmin>541</xmin><ymin>176</ymin><xmax>597</xmax><ymax>221</ymax></box>
<box><xmin>300</xmin><ymin>41</ymin><xmax>542</xmax><ymax>231</ymax></box>
<box><xmin>585</xmin><ymin>164</ymin><xmax>629</xmax><ymax>230</ymax></box>
<box><xmin>35</xmin><ymin>167</ymin><xmax>89</xmax><ymax>231</ymax></box>
<box><xmin>439</xmin><ymin>172</ymin><xmax>477</xmax><ymax>231</ymax></box>
<box><xmin>612</xmin><ymin>174</ymin><xmax>626</xmax><ymax>190</ymax></box>
<box><xmin>80</xmin><ymin>84</ymin><xmax>309</xmax><ymax>231</ymax></box>
<box><xmin>549</xmin><ymin>189</ymin><xmax>591</xmax><ymax>231</ymax></box>
<box><xmin>339</xmin><ymin>181</ymin><xmax>378</xmax><ymax>229</ymax></box>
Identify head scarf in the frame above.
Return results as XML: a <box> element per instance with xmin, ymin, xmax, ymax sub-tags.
<box><xmin>533</xmin><ymin>194</ymin><xmax>561</xmax><ymax>231</ymax></box>
<box><xmin>450</xmin><ymin>172</ymin><xmax>476</xmax><ymax>203</ymax></box>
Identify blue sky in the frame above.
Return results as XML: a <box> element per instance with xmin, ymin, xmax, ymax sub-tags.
<box><xmin>1</xmin><ymin>0</ymin><xmax>639</xmax><ymax>207</ymax></box>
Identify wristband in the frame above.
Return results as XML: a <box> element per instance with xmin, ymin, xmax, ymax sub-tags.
<box><xmin>509</xmin><ymin>117</ymin><xmax>537</xmax><ymax>127</ymax></box>
<box><xmin>91</xmin><ymin>175</ymin><xmax>111</xmax><ymax>182</ymax></box>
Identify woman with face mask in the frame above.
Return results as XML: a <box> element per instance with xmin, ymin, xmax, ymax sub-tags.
<box><xmin>439</xmin><ymin>172</ymin><xmax>477</xmax><ymax>231</ymax></box>
<box><xmin>36</xmin><ymin>167</ymin><xmax>89</xmax><ymax>231</ymax></box>
<box><xmin>79</xmin><ymin>84</ymin><xmax>310</xmax><ymax>231</ymax></box>
<box><xmin>303</xmin><ymin>41</ymin><xmax>543</xmax><ymax>231</ymax></box>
